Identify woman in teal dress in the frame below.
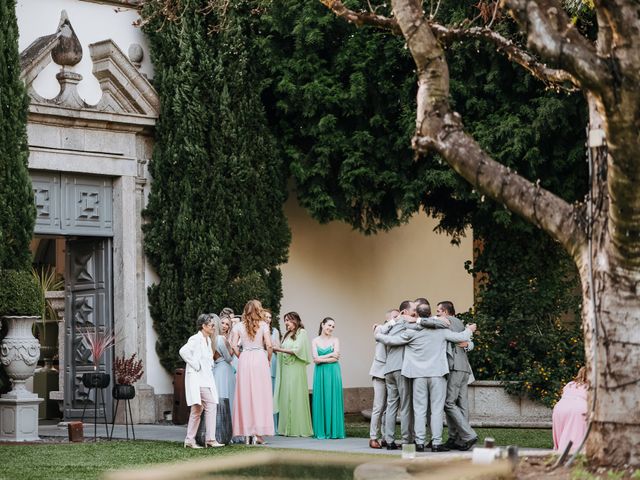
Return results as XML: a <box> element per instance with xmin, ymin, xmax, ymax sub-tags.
<box><xmin>311</xmin><ymin>317</ymin><xmax>345</xmax><ymax>439</ymax></box>
<box><xmin>272</xmin><ymin>312</ymin><xmax>313</xmax><ymax>437</ymax></box>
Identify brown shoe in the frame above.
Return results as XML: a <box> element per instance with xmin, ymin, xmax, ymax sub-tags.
<box><xmin>369</xmin><ymin>439</ymin><xmax>382</xmax><ymax>449</ymax></box>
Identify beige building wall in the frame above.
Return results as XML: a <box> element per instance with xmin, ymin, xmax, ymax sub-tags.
<box><xmin>280</xmin><ymin>197</ymin><xmax>474</xmax><ymax>389</ymax></box>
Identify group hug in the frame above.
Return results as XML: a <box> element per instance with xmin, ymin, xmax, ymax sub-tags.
<box><xmin>368</xmin><ymin>298</ymin><xmax>479</xmax><ymax>452</ymax></box>
<box><xmin>178</xmin><ymin>299</ymin><xmax>346</xmax><ymax>448</ymax></box>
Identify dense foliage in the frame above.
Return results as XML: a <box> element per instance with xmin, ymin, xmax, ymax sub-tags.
<box><xmin>141</xmin><ymin>0</ymin><xmax>290</xmax><ymax>371</ymax></box>
<box><xmin>143</xmin><ymin>0</ymin><xmax>587</xmax><ymax>401</ymax></box>
<box><xmin>0</xmin><ymin>0</ymin><xmax>36</xmax><ymax>393</ymax></box>
<box><xmin>259</xmin><ymin>0</ymin><xmax>587</xmax><ymax>405</ymax></box>
<box><xmin>0</xmin><ymin>0</ymin><xmax>35</xmax><ymax>271</ymax></box>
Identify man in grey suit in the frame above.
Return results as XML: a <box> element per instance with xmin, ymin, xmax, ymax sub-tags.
<box><xmin>376</xmin><ymin>307</ymin><xmax>477</xmax><ymax>452</ymax></box>
<box><xmin>368</xmin><ymin>308</ymin><xmax>398</xmax><ymax>448</ymax></box>
<box><xmin>434</xmin><ymin>301</ymin><xmax>478</xmax><ymax>451</ymax></box>
<box><xmin>377</xmin><ymin>300</ymin><xmax>415</xmax><ymax>450</ymax></box>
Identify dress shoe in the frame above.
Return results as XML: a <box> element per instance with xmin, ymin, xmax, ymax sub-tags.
<box><xmin>415</xmin><ymin>443</ymin><xmax>425</xmax><ymax>452</ymax></box>
<box><xmin>183</xmin><ymin>441</ymin><xmax>203</xmax><ymax>449</ymax></box>
<box><xmin>369</xmin><ymin>439</ymin><xmax>382</xmax><ymax>449</ymax></box>
<box><xmin>443</xmin><ymin>439</ymin><xmax>458</xmax><ymax>449</ymax></box>
<box><xmin>386</xmin><ymin>441</ymin><xmax>399</xmax><ymax>450</ymax></box>
<box><xmin>381</xmin><ymin>440</ymin><xmax>388</xmax><ymax>448</ymax></box>
<box><xmin>206</xmin><ymin>440</ymin><xmax>225</xmax><ymax>448</ymax></box>
<box><xmin>431</xmin><ymin>444</ymin><xmax>451</xmax><ymax>452</ymax></box>
<box><xmin>455</xmin><ymin>437</ymin><xmax>478</xmax><ymax>451</ymax></box>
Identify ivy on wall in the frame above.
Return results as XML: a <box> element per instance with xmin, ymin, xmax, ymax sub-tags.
<box><xmin>258</xmin><ymin>0</ymin><xmax>587</xmax><ymax>405</ymax></box>
<box><xmin>142</xmin><ymin>0</ymin><xmax>586</xmax><ymax>403</ymax></box>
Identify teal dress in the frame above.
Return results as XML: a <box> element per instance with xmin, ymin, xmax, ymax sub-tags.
<box><xmin>312</xmin><ymin>345</ymin><xmax>346</xmax><ymax>439</ymax></box>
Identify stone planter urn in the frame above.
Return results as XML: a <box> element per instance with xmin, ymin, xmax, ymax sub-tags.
<box><xmin>0</xmin><ymin>316</ymin><xmax>41</xmax><ymax>399</ymax></box>
<box><xmin>0</xmin><ymin>315</ymin><xmax>43</xmax><ymax>441</ymax></box>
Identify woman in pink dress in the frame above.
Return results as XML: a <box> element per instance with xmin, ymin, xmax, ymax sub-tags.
<box><xmin>230</xmin><ymin>299</ymin><xmax>274</xmax><ymax>444</ymax></box>
<box><xmin>552</xmin><ymin>367</ymin><xmax>588</xmax><ymax>453</ymax></box>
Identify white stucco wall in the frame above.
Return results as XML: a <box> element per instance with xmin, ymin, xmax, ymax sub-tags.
<box><xmin>281</xmin><ymin>198</ymin><xmax>474</xmax><ymax>388</ymax></box>
<box><xmin>16</xmin><ymin>0</ymin><xmax>153</xmax><ymax>104</ymax></box>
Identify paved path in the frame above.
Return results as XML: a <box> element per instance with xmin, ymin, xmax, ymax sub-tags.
<box><xmin>38</xmin><ymin>423</ymin><xmax>552</xmax><ymax>460</ymax></box>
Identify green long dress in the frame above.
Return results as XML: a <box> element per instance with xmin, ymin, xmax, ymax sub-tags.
<box><xmin>273</xmin><ymin>329</ymin><xmax>313</xmax><ymax>436</ymax></box>
<box><xmin>312</xmin><ymin>345</ymin><xmax>346</xmax><ymax>439</ymax></box>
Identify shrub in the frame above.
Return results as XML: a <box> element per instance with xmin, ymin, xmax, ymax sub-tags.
<box><xmin>0</xmin><ymin>270</ymin><xmax>44</xmax><ymax>317</ymax></box>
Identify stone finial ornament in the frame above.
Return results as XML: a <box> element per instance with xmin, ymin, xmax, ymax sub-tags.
<box><xmin>51</xmin><ymin>10</ymin><xmax>82</xmax><ymax>67</ymax></box>
<box><xmin>128</xmin><ymin>43</ymin><xmax>144</xmax><ymax>68</ymax></box>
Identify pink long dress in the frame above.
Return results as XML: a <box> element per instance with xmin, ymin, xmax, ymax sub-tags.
<box><xmin>552</xmin><ymin>382</ymin><xmax>588</xmax><ymax>453</ymax></box>
<box><xmin>231</xmin><ymin>322</ymin><xmax>275</xmax><ymax>436</ymax></box>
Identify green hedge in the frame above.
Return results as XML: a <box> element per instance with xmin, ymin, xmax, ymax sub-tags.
<box><xmin>0</xmin><ymin>270</ymin><xmax>43</xmax><ymax>317</ymax></box>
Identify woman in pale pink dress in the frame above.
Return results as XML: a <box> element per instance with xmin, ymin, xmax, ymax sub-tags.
<box><xmin>230</xmin><ymin>299</ymin><xmax>274</xmax><ymax>444</ymax></box>
<box><xmin>552</xmin><ymin>367</ymin><xmax>588</xmax><ymax>453</ymax></box>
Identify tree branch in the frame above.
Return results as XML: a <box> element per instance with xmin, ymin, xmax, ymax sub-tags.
<box><xmin>393</xmin><ymin>0</ymin><xmax>587</xmax><ymax>260</ymax></box>
<box><xmin>319</xmin><ymin>0</ymin><xmax>401</xmax><ymax>34</ymax></box>
<box><xmin>502</xmin><ymin>0</ymin><xmax>612</xmax><ymax>92</ymax></box>
<box><xmin>317</xmin><ymin>0</ymin><xmax>579</xmax><ymax>90</ymax></box>
<box><xmin>430</xmin><ymin>23</ymin><xmax>580</xmax><ymax>90</ymax></box>
<box><xmin>413</xmin><ymin>132</ymin><xmax>587</xmax><ymax>261</ymax></box>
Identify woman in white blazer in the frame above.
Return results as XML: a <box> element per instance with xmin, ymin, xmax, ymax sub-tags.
<box><xmin>179</xmin><ymin>313</ymin><xmax>224</xmax><ymax>448</ymax></box>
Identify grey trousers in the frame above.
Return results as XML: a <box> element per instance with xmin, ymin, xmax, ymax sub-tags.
<box><xmin>444</xmin><ymin>370</ymin><xmax>476</xmax><ymax>443</ymax></box>
<box><xmin>384</xmin><ymin>370</ymin><xmax>413</xmax><ymax>444</ymax></box>
<box><xmin>370</xmin><ymin>377</ymin><xmax>387</xmax><ymax>439</ymax></box>
<box><xmin>413</xmin><ymin>376</ymin><xmax>447</xmax><ymax>445</ymax></box>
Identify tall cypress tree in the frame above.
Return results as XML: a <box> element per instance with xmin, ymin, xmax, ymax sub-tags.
<box><xmin>0</xmin><ymin>0</ymin><xmax>35</xmax><ymax>271</ymax></box>
<box><xmin>142</xmin><ymin>0</ymin><xmax>290</xmax><ymax>372</ymax></box>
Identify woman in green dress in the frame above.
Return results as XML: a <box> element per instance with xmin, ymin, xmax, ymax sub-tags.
<box><xmin>273</xmin><ymin>312</ymin><xmax>313</xmax><ymax>436</ymax></box>
<box><xmin>311</xmin><ymin>317</ymin><xmax>345</xmax><ymax>439</ymax></box>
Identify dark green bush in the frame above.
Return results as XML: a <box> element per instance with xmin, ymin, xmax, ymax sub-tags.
<box><xmin>0</xmin><ymin>270</ymin><xmax>44</xmax><ymax>317</ymax></box>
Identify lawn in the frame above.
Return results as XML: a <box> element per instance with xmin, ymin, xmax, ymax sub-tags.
<box><xmin>0</xmin><ymin>416</ymin><xmax>552</xmax><ymax>480</ymax></box>
<box><xmin>0</xmin><ymin>442</ymin><xmax>363</xmax><ymax>480</ymax></box>
<box><xmin>344</xmin><ymin>413</ymin><xmax>553</xmax><ymax>449</ymax></box>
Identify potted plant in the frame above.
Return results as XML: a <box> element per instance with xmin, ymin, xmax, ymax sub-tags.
<box><xmin>79</xmin><ymin>328</ymin><xmax>116</xmax><ymax>389</ymax></box>
<box><xmin>31</xmin><ymin>266</ymin><xmax>64</xmax><ymax>366</ymax></box>
<box><xmin>0</xmin><ymin>269</ymin><xmax>45</xmax><ymax>397</ymax></box>
<box><xmin>112</xmin><ymin>353</ymin><xmax>143</xmax><ymax>400</ymax></box>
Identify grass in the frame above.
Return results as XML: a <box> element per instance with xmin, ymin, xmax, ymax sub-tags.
<box><xmin>0</xmin><ymin>415</ymin><xmax>551</xmax><ymax>480</ymax></box>
<box><xmin>0</xmin><ymin>442</ymin><xmax>374</xmax><ymax>480</ymax></box>
<box><xmin>0</xmin><ymin>441</ymin><xmax>253</xmax><ymax>480</ymax></box>
<box><xmin>344</xmin><ymin>413</ymin><xmax>554</xmax><ymax>449</ymax></box>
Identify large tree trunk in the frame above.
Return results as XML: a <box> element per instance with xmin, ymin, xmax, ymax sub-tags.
<box><xmin>581</xmin><ymin>96</ymin><xmax>640</xmax><ymax>467</ymax></box>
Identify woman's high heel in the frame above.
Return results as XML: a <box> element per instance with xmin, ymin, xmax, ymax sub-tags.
<box><xmin>184</xmin><ymin>440</ymin><xmax>203</xmax><ymax>449</ymax></box>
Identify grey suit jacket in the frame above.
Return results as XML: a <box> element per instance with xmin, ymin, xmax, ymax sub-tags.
<box><xmin>375</xmin><ymin>327</ymin><xmax>472</xmax><ymax>378</ymax></box>
<box><xmin>379</xmin><ymin>319</ymin><xmax>409</xmax><ymax>375</ymax></box>
<box><xmin>369</xmin><ymin>324</ymin><xmax>388</xmax><ymax>379</ymax></box>
<box><xmin>446</xmin><ymin>316</ymin><xmax>474</xmax><ymax>374</ymax></box>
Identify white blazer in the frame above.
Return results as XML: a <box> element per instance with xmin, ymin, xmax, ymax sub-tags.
<box><xmin>179</xmin><ymin>332</ymin><xmax>219</xmax><ymax>406</ymax></box>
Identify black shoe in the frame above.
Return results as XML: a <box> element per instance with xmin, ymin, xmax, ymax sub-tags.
<box><xmin>381</xmin><ymin>440</ymin><xmax>388</xmax><ymax>448</ymax></box>
<box><xmin>415</xmin><ymin>443</ymin><xmax>425</xmax><ymax>452</ymax></box>
<box><xmin>386</xmin><ymin>441</ymin><xmax>399</xmax><ymax>450</ymax></box>
<box><xmin>455</xmin><ymin>437</ymin><xmax>478</xmax><ymax>451</ymax></box>
<box><xmin>431</xmin><ymin>444</ymin><xmax>451</xmax><ymax>452</ymax></box>
<box><xmin>443</xmin><ymin>439</ymin><xmax>458</xmax><ymax>449</ymax></box>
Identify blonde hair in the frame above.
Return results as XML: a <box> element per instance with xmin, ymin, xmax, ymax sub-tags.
<box><xmin>242</xmin><ymin>299</ymin><xmax>264</xmax><ymax>341</ymax></box>
<box><xmin>573</xmin><ymin>366</ymin><xmax>588</xmax><ymax>385</ymax></box>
